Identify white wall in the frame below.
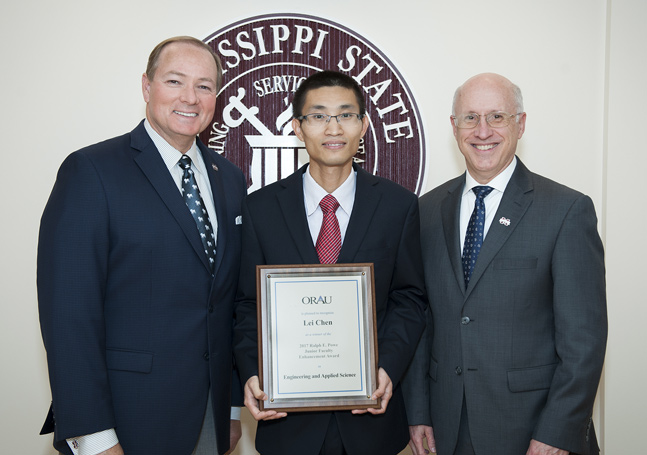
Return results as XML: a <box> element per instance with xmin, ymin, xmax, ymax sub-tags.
<box><xmin>603</xmin><ymin>0</ymin><xmax>647</xmax><ymax>452</ymax></box>
<box><xmin>0</xmin><ymin>0</ymin><xmax>642</xmax><ymax>453</ymax></box>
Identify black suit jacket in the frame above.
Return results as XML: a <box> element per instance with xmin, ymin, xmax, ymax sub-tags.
<box><xmin>403</xmin><ymin>158</ymin><xmax>607</xmax><ymax>454</ymax></box>
<box><xmin>233</xmin><ymin>163</ymin><xmax>426</xmax><ymax>455</ymax></box>
<box><xmin>38</xmin><ymin>121</ymin><xmax>246</xmax><ymax>455</ymax></box>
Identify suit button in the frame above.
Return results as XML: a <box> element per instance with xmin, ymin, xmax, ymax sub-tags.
<box><xmin>455</xmin><ymin>366</ymin><xmax>463</xmax><ymax>375</ymax></box>
<box><xmin>461</xmin><ymin>316</ymin><xmax>471</xmax><ymax>325</ymax></box>
<box><xmin>208</xmin><ymin>305</ymin><xmax>214</xmax><ymax>313</ymax></box>
<box><xmin>203</xmin><ymin>352</ymin><xmax>210</xmax><ymax>361</ymax></box>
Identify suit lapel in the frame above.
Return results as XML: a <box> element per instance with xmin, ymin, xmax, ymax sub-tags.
<box><xmin>131</xmin><ymin>124</ymin><xmax>212</xmax><ymax>273</ymax></box>
<box><xmin>276</xmin><ymin>165</ymin><xmax>320</xmax><ymax>264</ymax></box>
<box><xmin>441</xmin><ymin>175</ymin><xmax>467</xmax><ymax>295</ymax></box>
<box><xmin>465</xmin><ymin>160</ymin><xmax>534</xmax><ymax>299</ymax></box>
<box><xmin>338</xmin><ymin>165</ymin><xmax>381</xmax><ymax>263</ymax></box>
<box><xmin>273</xmin><ymin>164</ymin><xmax>382</xmax><ymax>265</ymax></box>
<box><xmin>199</xmin><ymin>142</ymin><xmax>228</xmax><ymax>276</ymax></box>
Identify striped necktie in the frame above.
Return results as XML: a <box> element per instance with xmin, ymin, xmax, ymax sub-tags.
<box><xmin>316</xmin><ymin>195</ymin><xmax>342</xmax><ymax>264</ymax></box>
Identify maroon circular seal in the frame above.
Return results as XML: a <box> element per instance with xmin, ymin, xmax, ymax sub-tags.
<box><xmin>200</xmin><ymin>13</ymin><xmax>426</xmax><ymax>195</ymax></box>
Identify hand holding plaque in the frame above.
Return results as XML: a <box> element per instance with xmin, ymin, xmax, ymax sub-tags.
<box><xmin>243</xmin><ymin>375</ymin><xmax>288</xmax><ymax>421</ymax></box>
<box><xmin>351</xmin><ymin>367</ymin><xmax>392</xmax><ymax>415</ymax></box>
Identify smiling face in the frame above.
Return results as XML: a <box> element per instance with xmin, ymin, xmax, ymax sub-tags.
<box><xmin>292</xmin><ymin>86</ymin><xmax>369</xmax><ymax>179</ymax></box>
<box><xmin>142</xmin><ymin>42</ymin><xmax>219</xmax><ymax>153</ymax></box>
<box><xmin>451</xmin><ymin>74</ymin><xmax>526</xmax><ymax>184</ymax></box>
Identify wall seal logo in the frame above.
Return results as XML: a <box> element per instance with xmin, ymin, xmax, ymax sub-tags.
<box><xmin>200</xmin><ymin>13</ymin><xmax>426</xmax><ymax>195</ymax></box>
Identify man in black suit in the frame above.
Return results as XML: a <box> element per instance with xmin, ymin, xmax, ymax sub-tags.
<box><xmin>38</xmin><ymin>36</ymin><xmax>245</xmax><ymax>455</ymax></box>
<box><xmin>233</xmin><ymin>70</ymin><xmax>427</xmax><ymax>455</ymax></box>
<box><xmin>403</xmin><ymin>73</ymin><xmax>607</xmax><ymax>455</ymax></box>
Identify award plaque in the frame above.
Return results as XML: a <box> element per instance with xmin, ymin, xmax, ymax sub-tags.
<box><xmin>256</xmin><ymin>263</ymin><xmax>379</xmax><ymax>412</ymax></box>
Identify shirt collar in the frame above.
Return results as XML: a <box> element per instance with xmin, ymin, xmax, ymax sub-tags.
<box><xmin>463</xmin><ymin>156</ymin><xmax>517</xmax><ymax>196</ymax></box>
<box><xmin>144</xmin><ymin>119</ymin><xmax>205</xmax><ymax>176</ymax></box>
<box><xmin>303</xmin><ymin>166</ymin><xmax>356</xmax><ymax>217</ymax></box>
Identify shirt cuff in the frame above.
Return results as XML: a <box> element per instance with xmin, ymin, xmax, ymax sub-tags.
<box><xmin>67</xmin><ymin>428</ymin><xmax>119</xmax><ymax>455</ymax></box>
<box><xmin>230</xmin><ymin>406</ymin><xmax>241</xmax><ymax>420</ymax></box>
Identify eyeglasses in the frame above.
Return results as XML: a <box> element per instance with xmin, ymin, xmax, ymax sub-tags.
<box><xmin>296</xmin><ymin>113</ymin><xmax>364</xmax><ymax>127</ymax></box>
<box><xmin>452</xmin><ymin>111</ymin><xmax>523</xmax><ymax>129</ymax></box>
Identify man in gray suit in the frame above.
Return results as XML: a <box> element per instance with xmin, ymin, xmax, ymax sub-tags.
<box><xmin>403</xmin><ymin>73</ymin><xmax>607</xmax><ymax>455</ymax></box>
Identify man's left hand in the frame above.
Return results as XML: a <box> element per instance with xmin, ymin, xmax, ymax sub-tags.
<box><xmin>224</xmin><ymin>419</ymin><xmax>242</xmax><ymax>454</ymax></box>
<box><xmin>351</xmin><ymin>368</ymin><xmax>392</xmax><ymax>415</ymax></box>
<box><xmin>526</xmin><ymin>439</ymin><xmax>569</xmax><ymax>455</ymax></box>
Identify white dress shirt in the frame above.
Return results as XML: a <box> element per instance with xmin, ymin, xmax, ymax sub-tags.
<box><xmin>459</xmin><ymin>157</ymin><xmax>517</xmax><ymax>253</ymax></box>
<box><xmin>303</xmin><ymin>167</ymin><xmax>356</xmax><ymax>245</ymax></box>
<box><xmin>145</xmin><ymin>120</ymin><xmax>219</xmax><ymax>240</ymax></box>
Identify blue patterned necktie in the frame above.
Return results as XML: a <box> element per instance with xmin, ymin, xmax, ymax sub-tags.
<box><xmin>178</xmin><ymin>155</ymin><xmax>216</xmax><ymax>271</ymax></box>
<box><xmin>462</xmin><ymin>185</ymin><xmax>494</xmax><ymax>287</ymax></box>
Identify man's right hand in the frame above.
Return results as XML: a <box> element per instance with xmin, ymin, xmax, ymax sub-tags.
<box><xmin>408</xmin><ymin>425</ymin><xmax>436</xmax><ymax>455</ymax></box>
<box><xmin>98</xmin><ymin>443</ymin><xmax>124</xmax><ymax>455</ymax></box>
<box><xmin>243</xmin><ymin>376</ymin><xmax>288</xmax><ymax>421</ymax></box>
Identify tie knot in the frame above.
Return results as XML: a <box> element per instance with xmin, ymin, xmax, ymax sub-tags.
<box><xmin>319</xmin><ymin>194</ymin><xmax>340</xmax><ymax>214</ymax></box>
<box><xmin>472</xmin><ymin>185</ymin><xmax>494</xmax><ymax>200</ymax></box>
<box><xmin>179</xmin><ymin>155</ymin><xmax>192</xmax><ymax>170</ymax></box>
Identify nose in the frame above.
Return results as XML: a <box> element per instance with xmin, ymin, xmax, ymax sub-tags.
<box><xmin>324</xmin><ymin>116</ymin><xmax>343</xmax><ymax>135</ymax></box>
<box><xmin>180</xmin><ymin>86</ymin><xmax>199</xmax><ymax>105</ymax></box>
<box><xmin>474</xmin><ymin>116</ymin><xmax>493</xmax><ymax>139</ymax></box>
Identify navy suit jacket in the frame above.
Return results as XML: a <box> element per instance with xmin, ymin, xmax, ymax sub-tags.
<box><xmin>403</xmin><ymin>158</ymin><xmax>607</xmax><ymax>455</ymax></box>
<box><xmin>233</xmin><ymin>163</ymin><xmax>427</xmax><ymax>455</ymax></box>
<box><xmin>38</xmin><ymin>121</ymin><xmax>246</xmax><ymax>455</ymax></box>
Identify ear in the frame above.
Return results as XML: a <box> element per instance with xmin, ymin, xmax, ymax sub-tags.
<box><xmin>360</xmin><ymin>113</ymin><xmax>371</xmax><ymax>138</ymax></box>
<box><xmin>450</xmin><ymin>115</ymin><xmax>459</xmax><ymax>138</ymax></box>
<box><xmin>516</xmin><ymin>112</ymin><xmax>527</xmax><ymax>139</ymax></box>
<box><xmin>360</xmin><ymin>115</ymin><xmax>370</xmax><ymax>138</ymax></box>
<box><xmin>142</xmin><ymin>73</ymin><xmax>151</xmax><ymax>103</ymax></box>
<box><xmin>292</xmin><ymin>118</ymin><xmax>305</xmax><ymax>141</ymax></box>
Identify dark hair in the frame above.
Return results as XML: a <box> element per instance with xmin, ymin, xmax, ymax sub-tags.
<box><xmin>146</xmin><ymin>36</ymin><xmax>223</xmax><ymax>92</ymax></box>
<box><xmin>292</xmin><ymin>70</ymin><xmax>366</xmax><ymax>118</ymax></box>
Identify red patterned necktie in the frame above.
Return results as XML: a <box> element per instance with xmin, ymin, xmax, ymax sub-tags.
<box><xmin>316</xmin><ymin>194</ymin><xmax>342</xmax><ymax>264</ymax></box>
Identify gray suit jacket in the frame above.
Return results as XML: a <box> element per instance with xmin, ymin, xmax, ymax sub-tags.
<box><xmin>403</xmin><ymin>158</ymin><xmax>607</xmax><ymax>455</ymax></box>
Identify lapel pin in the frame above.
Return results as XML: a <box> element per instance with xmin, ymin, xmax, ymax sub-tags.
<box><xmin>499</xmin><ymin>217</ymin><xmax>511</xmax><ymax>226</ymax></box>
<box><xmin>212</xmin><ymin>163</ymin><xmax>219</xmax><ymax>171</ymax></box>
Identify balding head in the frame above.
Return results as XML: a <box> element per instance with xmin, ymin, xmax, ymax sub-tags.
<box><xmin>452</xmin><ymin>73</ymin><xmax>523</xmax><ymax>116</ymax></box>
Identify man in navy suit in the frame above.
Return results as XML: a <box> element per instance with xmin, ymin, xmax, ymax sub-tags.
<box><xmin>38</xmin><ymin>36</ymin><xmax>246</xmax><ymax>455</ymax></box>
<box><xmin>233</xmin><ymin>70</ymin><xmax>427</xmax><ymax>455</ymax></box>
<box><xmin>403</xmin><ymin>73</ymin><xmax>607</xmax><ymax>455</ymax></box>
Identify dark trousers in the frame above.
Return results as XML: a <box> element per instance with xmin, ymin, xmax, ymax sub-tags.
<box><xmin>454</xmin><ymin>395</ymin><xmax>475</xmax><ymax>455</ymax></box>
<box><xmin>319</xmin><ymin>414</ymin><xmax>347</xmax><ymax>455</ymax></box>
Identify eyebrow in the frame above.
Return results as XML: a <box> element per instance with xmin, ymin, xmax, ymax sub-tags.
<box><xmin>164</xmin><ymin>70</ymin><xmax>216</xmax><ymax>84</ymax></box>
<box><xmin>462</xmin><ymin>110</ymin><xmax>508</xmax><ymax>114</ymax></box>
<box><xmin>307</xmin><ymin>103</ymin><xmax>357</xmax><ymax>111</ymax></box>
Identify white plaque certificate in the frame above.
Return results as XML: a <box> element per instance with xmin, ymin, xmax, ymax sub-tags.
<box><xmin>257</xmin><ymin>264</ymin><xmax>379</xmax><ymax>412</ymax></box>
